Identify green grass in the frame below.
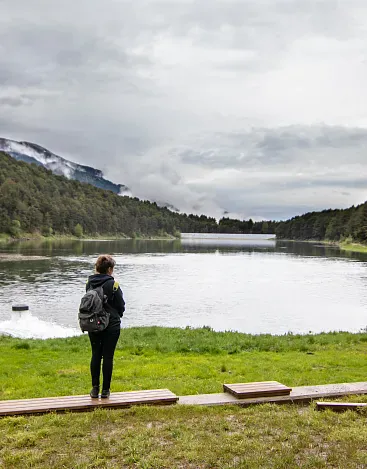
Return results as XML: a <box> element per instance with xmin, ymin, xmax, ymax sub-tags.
<box><xmin>1</xmin><ymin>327</ymin><xmax>367</xmax><ymax>468</ymax></box>
<box><xmin>1</xmin><ymin>327</ymin><xmax>367</xmax><ymax>400</ymax></box>
<box><xmin>339</xmin><ymin>241</ymin><xmax>367</xmax><ymax>253</ymax></box>
<box><xmin>1</xmin><ymin>402</ymin><xmax>367</xmax><ymax>468</ymax></box>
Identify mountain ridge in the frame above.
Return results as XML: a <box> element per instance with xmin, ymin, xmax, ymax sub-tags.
<box><xmin>0</xmin><ymin>137</ymin><xmax>131</xmax><ymax>196</ymax></box>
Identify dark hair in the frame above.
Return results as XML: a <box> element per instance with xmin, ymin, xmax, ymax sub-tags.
<box><xmin>95</xmin><ymin>255</ymin><xmax>116</xmax><ymax>274</ymax></box>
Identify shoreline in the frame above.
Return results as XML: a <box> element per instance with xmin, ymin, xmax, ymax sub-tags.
<box><xmin>0</xmin><ymin>232</ymin><xmax>178</xmax><ymax>244</ymax></box>
<box><xmin>316</xmin><ymin>240</ymin><xmax>367</xmax><ymax>254</ymax></box>
<box><xmin>338</xmin><ymin>241</ymin><xmax>367</xmax><ymax>253</ymax></box>
<box><xmin>277</xmin><ymin>238</ymin><xmax>367</xmax><ymax>254</ymax></box>
<box><xmin>1</xmin><ymin>325</ymin><xmax>366</xmax><ymax>342</ymax></box>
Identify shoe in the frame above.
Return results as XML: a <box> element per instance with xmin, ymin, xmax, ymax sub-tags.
<box><xmin>101</xmin><ymin>389</ymin><xmax>110</xmax><ymax>399</ymax></box>
<box><xmin>90</xmin><ymin>386</ymin><xmax>99</xmax><ymax>399</ymax></box>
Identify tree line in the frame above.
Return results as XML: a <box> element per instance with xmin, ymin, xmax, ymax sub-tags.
<box><xmin>1</xmin><ymin>151</ymin><xmax>366</xmax><ymax>242</ymax></box>
<box><xmin>275</xmin><ymin>204</ymin><xmax>367</xmax><ymax>242</ymax></box>
<box><xmin>0</xmin><ymin>152</ymin><xmax>270</xmax><ymax>237</ymax></box>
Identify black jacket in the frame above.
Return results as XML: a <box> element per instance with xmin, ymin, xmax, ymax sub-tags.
<box><xmin>86</xmin><ymin>274</ymin><xmax>125</xmax><ymax>330</ymax></box>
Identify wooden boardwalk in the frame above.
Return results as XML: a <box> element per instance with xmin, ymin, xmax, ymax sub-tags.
<box><xmin>179</xmin><ymin>382</ymin><xmax>367</xmax><ymax>407</ymax></box>
<box><xmin>1</xmin><ymin>382</ymin><xmax>367</xmax><ymax>417</ymax></box>
<box><xmin>0</xmin><ymin>389</ymin><xmax>178</xmax><ymax>417</ymax></box>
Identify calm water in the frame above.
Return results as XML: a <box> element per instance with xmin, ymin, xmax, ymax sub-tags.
<box><xmin>0</xmin><ymin>235</ymin><xmax>367</xmax><ymax>338</ymax></box>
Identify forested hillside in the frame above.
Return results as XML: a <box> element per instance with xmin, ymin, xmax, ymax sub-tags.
<box><xmin>0</xmin><ymin>152</ymin><xmax>271</xmax><ymax>237</ymax></box>
<box><xmin>1</xmin><ymin>151</ymin><xmax>366</xmax><ymax>241</ymax></box>
<box><xmin>0</xmin><ymin>152</ymin><xmax>215</xmax><ymax>237</ymax></box>
<box><xmin>275</xmin><ymin>204</ymin><xmax>367</xmax><ymax>242</ymax></box>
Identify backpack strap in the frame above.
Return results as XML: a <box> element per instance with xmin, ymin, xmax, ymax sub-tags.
<box><xmin>86</xmin><ymin>278</ymin><xmax>119</xmax><ymax>299</ymax></box>
<box><xmin>111</xmin><ymin>281</ymin><xmax>119</xmax><ymax>302</ymax></box>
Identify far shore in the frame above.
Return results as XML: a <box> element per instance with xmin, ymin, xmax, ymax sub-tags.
<box><xmin>310</xmin><ymin>239</ymin><xmax>367</xmax><ymax>254</ymax></box>
<box><xmin>277</xmin><ymin>238</ymin><xmax>367</xmax><ymax>254</ymax></box>
<box><xmin>0</xmin><ymin>232</ymin><xmax>178</xmax><ymax>244</ymax></box>
<box><xmin>339</xmin><ymin>241</ymin><xmax>367</xmax><ymax>253</ymax></box>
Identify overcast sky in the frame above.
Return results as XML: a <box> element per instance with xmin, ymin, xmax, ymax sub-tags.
<box><xmin>1</xmin><ymin>0</ymin><xmax>367</xmax><ymax>220</ymax></box>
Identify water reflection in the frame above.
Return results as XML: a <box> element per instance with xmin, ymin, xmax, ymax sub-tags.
<box><xmin>1</xmin><ymin>237</ymin><xmax>367</xmax><ymax>338</ymax></box>
<box><xmin>1</xmin><ymin>237</ymin><xmax>366</xmax><ymax>260</ymax></box>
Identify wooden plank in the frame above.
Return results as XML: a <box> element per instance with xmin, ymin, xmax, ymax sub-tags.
<box><xmin>0</xmin><ymin>389</ymin><xmax>178</xmax><ymax>417</ymax></box>
<box><xmin>316</xmin><ymin>401</ymin><xmax>367</xmax><ymax>412</ymax></box>
<box><xmin>0</xmin><ymin>390</ymin><xmax>177</xmax><ymax>407</ymax></box>
<box><xmin>0</xmin><ymin>395</ymin><xmax>178</xmax><ymax>415</ymax></box>
<box><xmin>0</xmin><ymin>397</ymin><xmax>175</xmax><ymax>412</ymax></box>
<box><xmin>0</xmin><ymin>399</ymin><xmax>176</xmax><ymax>413</ymax></box>
<box><xmin>223</xmin><ymin>381</ymin><xmax>292</xmax><ymax>399</ymax></box>
<box><xmin>0</xmin><ymin>390</ymin><xmax>175</xmax><ymax>406</ymax></box>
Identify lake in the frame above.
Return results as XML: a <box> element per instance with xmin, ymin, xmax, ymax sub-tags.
<box><xmin>0</xmin><ymin>234</ymin><xmax>367</xmax><ymax>339</ymax></box>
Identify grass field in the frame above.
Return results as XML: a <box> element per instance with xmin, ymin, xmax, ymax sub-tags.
<box><xmin>1</xmin><ymin>327</ymin><xmax>367</xmax><ymax>468</ymax></box>
<box><xmin>1</xmin><ymin>327</ymin><xmax>367</xmax><ymax>399</ymax></box>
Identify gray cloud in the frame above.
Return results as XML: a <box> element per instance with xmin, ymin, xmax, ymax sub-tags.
<box><xmin>1</xmin><ymin>0</ymin><xmax>367</xmax><ymax>220</ymax></box>
<box><xmin>0</xmin><ymin>96</ymin><xmax>24</xmax><ymax>107</ymax></box>
<box><xmin>179</xmin><ymin>126</ymin><xmax>367</xmax><ymax>169</ymax></box>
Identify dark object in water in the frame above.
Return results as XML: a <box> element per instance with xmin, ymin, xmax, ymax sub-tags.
<box><xmin>12</xmin><ymin>304</ymin><xmax>29</xmax><ymax>311</ymax></box>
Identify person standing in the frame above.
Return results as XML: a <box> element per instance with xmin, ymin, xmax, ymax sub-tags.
<box><xmin>86</xmin><ymin>255</ymin><xmax>125</xmax><ymax>398</ymax></box>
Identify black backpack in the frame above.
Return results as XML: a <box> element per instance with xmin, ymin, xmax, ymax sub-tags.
<box><xmin>78</xmin><ymin>285</ymin><xmax>110</xmax><ymax>333</ymax></box>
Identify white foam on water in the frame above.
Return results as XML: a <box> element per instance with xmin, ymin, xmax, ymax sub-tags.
<box><xmin>0</xmin><ymin>312</ymin><xmax>81</xmax><ymax>339</ymax></box>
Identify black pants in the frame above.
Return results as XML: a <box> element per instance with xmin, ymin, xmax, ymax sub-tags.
<box><xmin>88</xmin><ymin>328</ymin><xmax>120</xmax><ymax>390</ymax></box>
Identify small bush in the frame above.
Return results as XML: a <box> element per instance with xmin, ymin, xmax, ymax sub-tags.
<box><xmin>74</xmin><ymin>223</ymin><xmax>83</xmax><ymax>238</ymax></box>
<box><xmin>13</xmin><ymin>342</ymin><xmax>31</xmax><ymax>350</ymax></box>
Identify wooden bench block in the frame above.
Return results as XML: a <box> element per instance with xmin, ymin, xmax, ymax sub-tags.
<box><xmin>0</xmin><ymin>389</ymin><xmax>178</xmax><ymax>417</ymax></box>
<box><xmin>223</xmin><ymin>381</ymin><xmax>292</xmax><ymax>399</ymax></box>
<box><xmin>316</xmin><ymin>401</ymin><xmax>367</xmax><ymax>412</ymax></box>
